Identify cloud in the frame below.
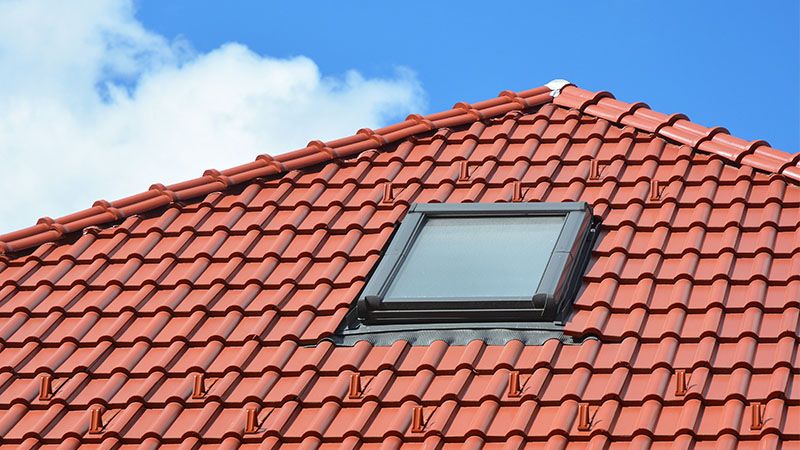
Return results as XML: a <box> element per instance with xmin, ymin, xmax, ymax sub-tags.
<box><xmin>0</xmin><ymin>0</ymin><xmax>425</xmax><ymax>233</ymax></box>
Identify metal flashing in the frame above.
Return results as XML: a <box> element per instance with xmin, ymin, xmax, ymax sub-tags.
<box><xmin>328</xmin><ymin>327</ymin><xmax>589</xmax><ymax>347</ymax></box>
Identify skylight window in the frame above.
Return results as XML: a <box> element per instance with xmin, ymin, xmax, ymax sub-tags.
<box><xmin>384</xmin><ymin>216</ymin><xmax>565</xmax><ymax>301</ymax></box>
<box><xmin>350</xmin><ymin>202</ymin><xmax>597</xmax><ymax>327</ymax></box>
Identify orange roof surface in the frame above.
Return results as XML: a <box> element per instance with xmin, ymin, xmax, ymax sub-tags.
<box><xmin>0</xmin><ymin>81</ymin><xmax>798</xmax><ymax>448</ymax></box>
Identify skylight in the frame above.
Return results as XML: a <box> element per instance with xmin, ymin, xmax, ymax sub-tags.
<box><xmin>384</xmin><ymin>216</ymin><xmax>565</xmax><ymax>301</ymax></box>
<box><xmin>349</xmin><ymin>202</ymin><xmax>597</xmax><ymax>328</ymax></box>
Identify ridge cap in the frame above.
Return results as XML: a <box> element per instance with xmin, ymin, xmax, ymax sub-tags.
<box><xmin>553</xmin><ymin>85</ymin><xmax>799</xmax><ymax>182</ymax></box>
<box><xmin>0</xmin><ymin>83</ymin><xmax>557</xmax><ymax>256</ymax></box>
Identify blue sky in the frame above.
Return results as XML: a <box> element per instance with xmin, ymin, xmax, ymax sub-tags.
<box><xmin>137</xmin><ymin>0</ymin><xmax>799</xmax><ymax>151</ymax></box>
<box><xmin>0</xmin><ymin>0</ymin><xmax>797</xmax><ymax>233</ymax></box>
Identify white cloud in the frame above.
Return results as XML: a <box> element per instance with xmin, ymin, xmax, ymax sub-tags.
<box><xmin>0</xmin><ymin>0</ymin><xmax>425</xmax><ymax>234</ymax></box>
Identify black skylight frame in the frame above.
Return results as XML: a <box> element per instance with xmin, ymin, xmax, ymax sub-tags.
<box><xmin>352</xmin><ymin>202</ymin><xmax>597</xmax><ymax>327</ymax></box>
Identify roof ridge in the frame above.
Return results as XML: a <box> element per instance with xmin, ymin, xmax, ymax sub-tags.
<box><xmin>554</xmin><ymin>85</ymin><xmax>800</xmax><ymax>181</ymax></box>
<box><xmin>0</xmin><ymin>84</ymin><xmax>556</xmax><ymax>256</ymax></box>
<box><xmin>2</xmin><ymin>81</ymin><xmax>798</xmax><ymax>257</ymax></box>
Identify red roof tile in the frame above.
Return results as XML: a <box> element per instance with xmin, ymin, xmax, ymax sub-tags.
<box><xmin>0</xmin><ymin>81</ymin><xmax>799</xmax><ymax>448</ymax></box>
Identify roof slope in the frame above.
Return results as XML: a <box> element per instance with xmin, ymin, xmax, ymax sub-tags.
<box><xmin>0</xmin><ymin>82</ymin><xmax>798</xmax><ymax>448</ymax></box>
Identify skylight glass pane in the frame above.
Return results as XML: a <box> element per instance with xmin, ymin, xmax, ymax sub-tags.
<box><xmin>385</xmin><ymin>216</ymin><xmax>565</xmax><ymax>301</ymax></box>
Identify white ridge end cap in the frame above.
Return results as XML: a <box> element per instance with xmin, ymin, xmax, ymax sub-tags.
<box><xmin>545</xmin><ymin>79</ymin><xmax>572</xmax><ymax>97</ymax></box>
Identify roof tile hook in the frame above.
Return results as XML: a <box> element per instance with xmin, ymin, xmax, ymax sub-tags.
<box><xmin>245</xmin><ymin>407</ymin><xmax>260</xmax><ymax>434</ymax></box>
<box><xmin>675</xmin><ymin>369</ymin><xmax>688</xmax><ymax>396</ymax></box>
<box><xmin>382</xmin><ymin>182</ymin><xmax>395</xmax><ymax>204</ymax></box>
<box><xmin>750</xmin><ymin>402</ymin><xmax>764</xmax><ymax>430</ymax></box>
<box><xmin>649</xmin><ymin>179</ymin><xmax>662</xmax><ymax>201</ymax></box>
<box><xmin>38</xmin><ymin>373</ymin><xmax>53</xmax><ymax>401</ymax></box>
<box><xmin>589</xmin><ymin>159</ymin><xmax>602</xmax><ymax>180</ymax></box>
<box><xmin>511</xmin><ymin>181</ymin><xmax>526</xmax><ymax>202</ymax></box>
<box><xmin>348</xmin><ymin>373</ymin><xmax>361</xmax><ymax>399</ymax></box>
<box><xmin>508</xmin><ymin>370</ymin><xmax>522</xmax><ymax>398</ymax></box>
<box><xmin>411</xmin><ymin>406</ymin><xmax>425</xmax><ymax>433</ymax></box>
<box><xmin>577</xmin><ymin>403</ymin><xmax>591</xmax><ymax>431</ymax></box>
<box><xmin>88</xmin><ymin>407</ymin><xmax>104</xmax><ymax>434</ymax></box>
<box><xmin>458</xmin><ymin>160</ymin><xmax>470</xmax><ymax>182</ymax></box>
<box><xmin>191</xmin><ymin>373</ymin><xmax>206</xmax><ymax>399</ymax></box>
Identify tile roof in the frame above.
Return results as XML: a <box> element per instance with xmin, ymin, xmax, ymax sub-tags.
<box><xmin>0</xmin><ymin>80</ymin><xmax>798</xmax><ymax>448</ymax></box>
